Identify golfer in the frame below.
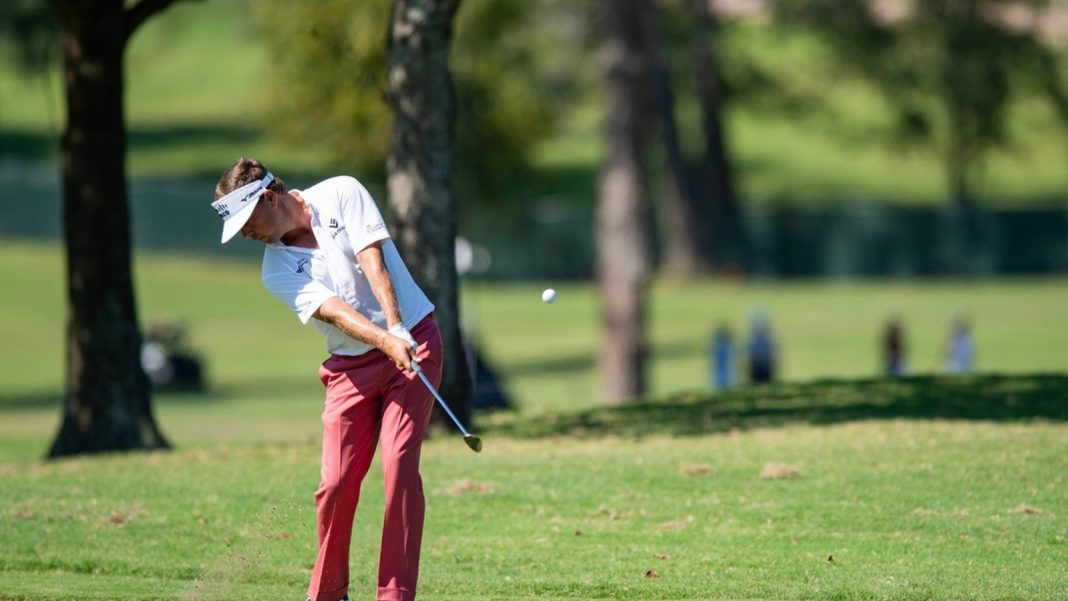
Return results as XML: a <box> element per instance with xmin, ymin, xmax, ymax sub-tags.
<box><xmin>212</xmin><ymin>158</ymin><xmax>442</xmax><ymax>601</ymax></box>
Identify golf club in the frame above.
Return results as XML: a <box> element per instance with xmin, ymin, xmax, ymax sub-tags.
<box><xmin>412</xmin><ymin>362</ymin><xmax>482</xmax><ymax>452</ymax></box>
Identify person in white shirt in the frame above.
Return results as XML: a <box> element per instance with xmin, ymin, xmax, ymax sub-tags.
<box><xmin>212</xmin><ymin>158</ymin><xmax>441</xmax><ymax>601</ymax></box>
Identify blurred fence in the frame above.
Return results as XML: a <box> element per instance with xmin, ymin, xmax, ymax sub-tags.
<box><xmin>470</xmin><ymin>198</ymin><xmax>1068</xmax><ymax>279</ymax></box>
<box><xmin>2</xmin><ymin>162</ymin><xmax>1065</xmax><ymax>278</ymax></box>
<box><xmin>741</xmin><ymin>203</ymin><xmax>1068</xmax><ymax>278</ymax></box>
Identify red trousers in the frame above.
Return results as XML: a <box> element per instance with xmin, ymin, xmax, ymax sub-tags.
<box><xmin>307</xmin><ymin>315</ymin><xmax>442</xmax><ymax>601</ymax></box>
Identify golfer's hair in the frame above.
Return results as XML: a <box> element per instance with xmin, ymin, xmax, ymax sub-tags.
<box><xmin>214</xmin><ymin>157</ymin><xmax>287</xmax><ymax>200</ymax></box>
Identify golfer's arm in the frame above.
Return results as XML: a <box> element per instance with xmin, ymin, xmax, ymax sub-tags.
<box><xmin>356</xmin><ymin>241</ymin><xmax>404</xmax><ymax>328</ymax></box>
<box><xmin>312</xmin><ymin>297</ymin><xmax>390</xmax><ymax>348</ymax></box>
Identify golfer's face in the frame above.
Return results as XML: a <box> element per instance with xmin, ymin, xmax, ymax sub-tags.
<box><xmin>241</xmin><ymin>198</ymin><xmax>283</xmax><ymax>244</ymax></box>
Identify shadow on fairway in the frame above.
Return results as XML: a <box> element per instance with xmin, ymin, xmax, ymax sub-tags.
<box><xmin>490</xmin><ymin>373</ymin><xmax>1068</xmax><ymax>439</ymax></box>
<box><xmin>0</xmin><ymin>376</ymin><xmax>320</xmax><ymax>411</ymax></box>
<box><xmin>505</xmin><ymin>338</ymin><xmax>696</xmax><ymax>376</ymax></box>
<box><xmin>0</xmin><ymin>123</ymin><xmax>257</xmax><ymax>162</ymax></box>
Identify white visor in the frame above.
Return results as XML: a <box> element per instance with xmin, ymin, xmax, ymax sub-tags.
<box><xmin>211</xmin><ymin>172</ymin><xmax>275</xmax><ymax>243</ymax></box>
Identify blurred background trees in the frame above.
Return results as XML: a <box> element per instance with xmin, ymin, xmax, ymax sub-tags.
<box><xmin>385</xmin><ymin>0</ymin><xmax>470</xmax><ymax>422</ymax></box>
<box><xmin>46</xmin><ymin>0</ymin><xmax>181</xmax><ymax>456</ymax></box>
<box><xmin>596</xmin><ymin>0</ymin><xmax>657</xmax><ymax>403</ymax></box>
<box><xmin>771</xmin><ymin>0</ymin><xmax>1068</xmax><ymax>207</ymax></box>
<box><xmin>2</xmin><ymin>0</ymin><xmax>1068</xmax><ymax>429</ymax></box>
<box><xmin>0</xmin><ymin>0</ymin><xmax>56</xmax><ymax>71</ymax></box>
<box><xmin>254</xmin><ymin>0</ymin><xmax>571</xmax><ymax>205</ymax></box>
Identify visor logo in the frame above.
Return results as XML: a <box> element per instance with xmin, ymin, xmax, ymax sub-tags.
<box><xmin>242</xmin><ymin>190</ymin><xmax>259</xmax><ymax>203</ymax></box>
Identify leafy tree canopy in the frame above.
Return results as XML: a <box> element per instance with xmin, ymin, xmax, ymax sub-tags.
<box><xmin>0</xmin><ymin>0</ymin><xmax>58</xmax><ymax>71</ymax></box>
<box><xmin>255</xmin><ymin>0</ymin><xmax>582</xmax><ymax>204</ymax></box>
<box><xmin>769</xmin><ymin>0</ymin><xmax>1068</xmax><ymax>201</ymax></box>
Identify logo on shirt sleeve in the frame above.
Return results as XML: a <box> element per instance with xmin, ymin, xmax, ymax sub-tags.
<box><xmin>328</xmin><ymin>217</ymin><xmax>347</xmax><ymax>239</ymax></box>
<box><xmin>295</xmin><ymin>257</ymin><xmax>310</xmax><ymax>274</ymax></box>
<box><xmin>366</xmin><ymin>221</ymin><xmax>386</xmax><ymax>235</ymax></box>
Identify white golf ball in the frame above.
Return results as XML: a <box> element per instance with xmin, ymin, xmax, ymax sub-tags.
<box><xmin>541</xmin><ymin>288</ymin><xmax>557</xmax><ymax>304</ymax></box>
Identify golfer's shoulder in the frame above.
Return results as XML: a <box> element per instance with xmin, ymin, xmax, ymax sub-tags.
<box><xmin>260</xmin><ymin>244</ymin><xmax>299</xmax><ymax>280</ymax></box>
<box><xmin>306</xmin><ymin>175</ymin><xmax>375</xmax><ymax>213</ymax></box>
<box><xmin>309</xmin><ymin>175</ymin><xmax>368</xmax><ymax>198</ymax></box>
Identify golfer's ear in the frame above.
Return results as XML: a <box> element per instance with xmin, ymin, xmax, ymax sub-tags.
<box><xmin>262</xmin><ymin>189</ymin><xmax>276</xmax><ymax>205</ymax></box>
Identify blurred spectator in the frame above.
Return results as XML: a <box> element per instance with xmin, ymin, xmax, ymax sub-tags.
<box><xmin>883</xmin><ymin>318</ymin><xmax>907</xmax><ymax>377</ymax></box>
<box><xmin>944</xmin><ymin>315</ymin><xmax>974</xmax><ymax>374</ymax></box>
<box><xmin>141</xmin><ymin>321</ymin><xmax>205</xmax><ymax>391</ymax></box>
<box><xmin>747</xmin><ymin>312</ymin><xmax>777</xmax><ymax>384</ymax></box>
<box><xmin>708</xmin><ymin>323</ymin><xmax>735</xmax><ymax>391</ymax></box>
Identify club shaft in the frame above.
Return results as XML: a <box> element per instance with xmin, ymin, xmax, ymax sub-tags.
<box><xmin>416</xmin><ymin>369</ymin><xmax>472</xmax><ymax>437</ymax></box>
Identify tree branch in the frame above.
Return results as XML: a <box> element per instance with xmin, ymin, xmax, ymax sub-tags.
<box><xmin>124</xmin><ymin>0</ymin><xmax>183</xmax><ymax>40</ymax></box>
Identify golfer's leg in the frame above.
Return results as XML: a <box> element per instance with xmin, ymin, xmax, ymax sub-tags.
<box><xmin>376</xmin><ymin>318</ymin><xmax>442</xmax><ymax>601</ymax></box>
<box><xmin>308</xmin><ymin>359</ymin><xmax>383</xmax><ymax>601</ymax></box>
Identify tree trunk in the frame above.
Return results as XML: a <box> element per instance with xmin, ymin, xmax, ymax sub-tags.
<box><xmin>386</xmin><ymin>0</ymin><xmax>472</xmax><ymax>426</ymax></box>
<box><xmin>47</xmin><ymin>0</ymin><xmax>175</xmax><ymax>457</ymax></box>
<box><xmin>646</xmin><ymin>2</ymin><xmax>710</xmax><ymax>276</ymax></box>
<box><xmin>689</xmin><ymin>0</ymin><xmax>739</xmax><ymax>264</ymax></box>
<box><xmin>597</xmin><ymin>0</ymin><xmax>655</xmax><ymax>404</ymax></box>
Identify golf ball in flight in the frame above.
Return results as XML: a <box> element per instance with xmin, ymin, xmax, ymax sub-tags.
<box><xmin>541</xmin><ymin>288</ymin><xmax>557</xmax><ymax>303</ymax></box>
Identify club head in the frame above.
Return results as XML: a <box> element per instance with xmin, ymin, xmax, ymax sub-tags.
<box><xmin>463</xmin><ymin>434</ymin><xmax>482</xmax><ymax>453</ymax></box>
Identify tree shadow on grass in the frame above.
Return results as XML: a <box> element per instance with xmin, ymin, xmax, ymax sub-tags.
<box><xmin>489</xmin><ymin>373</ymin><xmax>1068</xmax><ymax>439</ymax></box>
<box><xmin>0</xmin><ymin>123</ymin><xmax>257</xmax><ymax>162</ymax></box>
<box><xmin>126</xmin><ymin>123</ymin><xmax>257</xmax><ymax>150</ymax></box>
<box><xmin>0</xmin><ymin>376</ymin><xmax>320</xmax><ymax>411</ymax></box>
<box><xmin>505</xmin><ymin>338</ymin><xmax>696</xmax><ymax>377</ymax></box>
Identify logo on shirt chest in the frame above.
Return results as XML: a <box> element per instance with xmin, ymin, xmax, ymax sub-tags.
<box><xmin>295</xmin><ymin>257</ymin><xmax>310</xmax><ymax>274</ymax></box>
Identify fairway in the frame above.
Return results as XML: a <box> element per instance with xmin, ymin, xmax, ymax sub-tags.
<box><xmin>1</xmin><ymin>241</ymin><xmax>1067</xmax><ymax>599</ymax></box>
<box><xmin>2</xmin><ymin>403</ymin><xmax>1066</xmax><ymax>600</ymax></box>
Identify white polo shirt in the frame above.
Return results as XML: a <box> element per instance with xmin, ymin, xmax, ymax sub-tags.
<box><xmin>260</xmin><ymin>176</ymin><xmax>434</xmax><ymax>356</ymax></box>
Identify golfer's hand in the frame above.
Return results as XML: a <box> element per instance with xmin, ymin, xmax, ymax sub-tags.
<box><xmin>388</xmin><ymin>324</ymin><xmax>418</xmax><ymax>349</ymax></box>
<box><xmin>381</xmin><ymin>333</ymin><xmax>418</xmax><ymax>374</ymax></box>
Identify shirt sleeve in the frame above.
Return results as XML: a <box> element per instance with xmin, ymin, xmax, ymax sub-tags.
<box><xmin>338</xmin><ymin>176</ymin><xmax>391</xmax><ymax>253</ymax></box>
<box><xmin>262</xmin><ymin>253</ymin><xmax>338</xmax><ymax>325</ymax></box>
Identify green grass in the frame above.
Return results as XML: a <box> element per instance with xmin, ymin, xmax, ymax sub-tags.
<box><xmin>1</xmin><ymin>240</ymin><xmax>1067</xmax><ymax>599</ymax></box>
<box><xmin>2</xmin><ymin>382</ymin><xmax>1066</xmax><ymax>600</ymax></box>
<box><xmin>2</xmin><ymin>239</ymin><xmax>1068</xmax><ymax>420</ymax></box>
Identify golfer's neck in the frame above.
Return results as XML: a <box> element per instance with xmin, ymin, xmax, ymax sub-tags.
<box><xmin>281</xmin><ymin>193</ymin><xmax>317</xmax><ymax>248</ymax></box>
<box><xmin>281</xmin><ymin>226</ymin><xmax>316</xmax><ymax>248</ymax></box>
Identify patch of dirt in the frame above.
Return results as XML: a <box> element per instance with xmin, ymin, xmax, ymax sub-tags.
<box><xmin>105</xmin><ymin>503</ymin><xmax>146</xmax><ymax>526</ymax></box>
<box><xmin>659</xmin><ymin>515</ymin><xmax>696</xmax><ymax>530</ymax></box>
<box><xmin>680</xmin><ymin>463</ymin><xmax>716</xmax><ymax>477</ymax></box>
<box><xmin>760</xmin><ymin>463</ymin><xmax>800</xmax><ymax>480</ymax></box>
<box><xmin>440</xmin><ymin>478</ymin><xmax>496</xmax><ymax>495</ymax></box>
